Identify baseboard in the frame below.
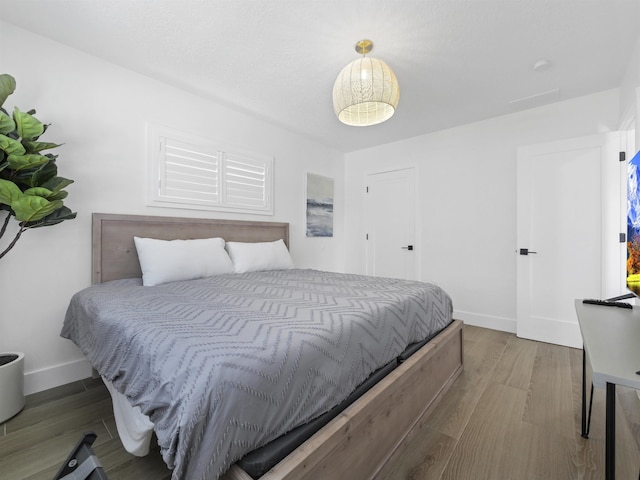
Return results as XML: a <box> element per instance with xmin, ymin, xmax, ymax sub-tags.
<box><xmin>24</xmin><ymin>358</ymin><xmax>93</xmax><ymax>395</ymax></box>
<box><xmin>515</xmin><ymin>316</ymin><xmax>583</xmax><ymax>349</ymax></box>
<box><xmin>453</xmin><ymin>310</ymin><xmax>516</xmax><ymax>333</ymax></box>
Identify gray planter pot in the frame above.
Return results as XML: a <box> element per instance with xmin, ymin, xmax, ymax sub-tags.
<box><xmin>0</xmin><ymin>352</ymin><xmax>25</xmax><ymax>423</ymax></box>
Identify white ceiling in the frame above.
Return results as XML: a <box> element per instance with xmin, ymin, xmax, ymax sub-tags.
<box><xmin>2</xmin><ymin>0</ymin><xmax>639</xmax><ymax>153</ymax></box>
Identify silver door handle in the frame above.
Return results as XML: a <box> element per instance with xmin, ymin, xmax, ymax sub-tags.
<box><xmin>519</xmin><ymin>248</ymin><xmax>537</xmax><ymax>255</ymax></box>
<box><xmin>401</xmin><ymin>245</ymin><xmax>414</xmax><ymax>251</ymax></box>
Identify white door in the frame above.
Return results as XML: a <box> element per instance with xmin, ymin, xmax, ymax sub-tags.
<box><xmin>365</xmin><ymin>168</ymin><xmax>416</xmax><ymax>280</ymax></box>
<box><xmin>516</xmin><ymin>134</ymin><xmax>621</xmax><ymax>348</ymax></box>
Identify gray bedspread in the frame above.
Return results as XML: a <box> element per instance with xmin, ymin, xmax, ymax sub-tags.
<box><xmin>61</xmin><ymin>269</ymin><xmax>453</xmax><ymax>480</ymax></box>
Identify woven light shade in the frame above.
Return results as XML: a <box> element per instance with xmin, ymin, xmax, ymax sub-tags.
<box><xmin>332</xmin><ymin>41</ymin><xmax>400</xmax><ymax>127</ymax></box>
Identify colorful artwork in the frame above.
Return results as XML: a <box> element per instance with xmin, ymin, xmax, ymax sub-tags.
<box><xmin>306</xmin><ymin>173</ymin><xmax>334</xmax><ymax>237</ymax></box>
<box><xmin>627</xmin><ymin>151</ymin><xmax>640</xmax><ymax>294</ymax></box>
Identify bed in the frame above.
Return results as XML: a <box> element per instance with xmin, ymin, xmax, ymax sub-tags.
<box><xmin>62</xmin><ymin>213</ymin><xmax>463</xmax><ymax>480</ymax></box>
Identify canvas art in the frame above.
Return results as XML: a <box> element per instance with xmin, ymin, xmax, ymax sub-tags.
<box><xmin>627</xmin><ymin>150</ymin><xmax>640</xmax><ymax>294</ymax></box>
<box><xmin>306</xmin><ymin>173</ymin><xmax>334</xmax><ymax>237</ymax></box>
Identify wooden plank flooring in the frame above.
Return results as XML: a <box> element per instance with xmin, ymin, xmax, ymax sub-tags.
<box><xmin>1</xmin><ymin>324</ymin><xmax>639</xmax><ymax>479</ymax></box>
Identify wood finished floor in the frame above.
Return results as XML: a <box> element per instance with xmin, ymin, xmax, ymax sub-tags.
<box><xmin>1</xmin><ymin>324</ymin><xmax>639</xmax><ymax>480</ymax></box>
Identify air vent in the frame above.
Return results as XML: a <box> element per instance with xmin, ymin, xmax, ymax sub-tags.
<box><xmin>509</xmin><ymin>88</ymin><xmax>561</xmax><ymax>111</ymax></box>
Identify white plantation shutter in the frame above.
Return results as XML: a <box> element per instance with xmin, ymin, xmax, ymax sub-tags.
<box><xmin>160</xmin><ymin>137</ymin><xmax>221</xmax><ymax>205</ymax></box>
<box><xmin>148</xmin><ymin>125</ymin><xmax>273</xmax><ymax>215</ymax></box>
<box><xmin>223</xmin><ymin>153</ymin><xmax>270</xmax><ymax>208</ymax></box>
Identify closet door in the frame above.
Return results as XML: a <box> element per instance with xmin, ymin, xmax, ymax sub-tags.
<box><xmin>365</xmin><ymin>168</ymin><xmax>416</xmax><ymax>280</ymax></box>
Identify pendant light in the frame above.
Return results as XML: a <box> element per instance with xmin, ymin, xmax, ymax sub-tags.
<box><xmin>332</xmin><ymin>39</ymin><xmax>400</xmax><ymax>126</ymax></box>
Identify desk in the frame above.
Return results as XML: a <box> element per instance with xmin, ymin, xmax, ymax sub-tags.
<box><xmin>575</xmin><ymin>299</ymin><xmax>640</xmax><ymax>480</ymax></box>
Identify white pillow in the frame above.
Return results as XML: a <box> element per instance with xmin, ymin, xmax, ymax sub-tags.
<box><xmin>134</xmin><ymin>236</ymin><xmax>234</xmax><ymax>286</ymax></box>
<box><xmin>225</xmin><ymin>239</ymin><xmax>294</xmax><ymax>273</ymax></box>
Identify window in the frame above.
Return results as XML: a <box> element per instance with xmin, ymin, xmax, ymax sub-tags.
<box><xmin>147</xmin><ymin>125</ymin><xmax>273</xmax><ymax>215</ymax></box>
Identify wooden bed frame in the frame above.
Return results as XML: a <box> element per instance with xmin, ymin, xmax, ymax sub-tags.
<box><xmin>92</xmin><ymin>213</ymin><xmax>291</xmax><ymax>284</ymax></box>
<box><xmin>92</xmin><ymin>212</ymin><xmax>464</xmax><ymax>480</ymax></box>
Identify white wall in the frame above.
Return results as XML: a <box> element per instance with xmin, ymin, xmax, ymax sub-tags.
<box><xmin>619</xmin><ymin>32</ymin><xmax>640</xmax><ymax>148</ymax></box>
<box><xmin>344</xmin><ymin>90</ymin><xmax>620</xmax><ymax>333</ymax></box>
<box><xmin>0</xmin><ymin>22</ymin><xmax>345</xmax><ymax>394</ymax></box>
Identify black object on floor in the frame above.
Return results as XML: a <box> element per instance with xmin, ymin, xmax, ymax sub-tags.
<box><xmin>53</xmin><ymin>432</ymin><xmax>108</xmax><ymax>480</ymax></box>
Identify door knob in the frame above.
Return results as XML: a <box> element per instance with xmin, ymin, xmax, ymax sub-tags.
<box><xmin>519</xmin><ymin>248</ymin><xmax>537</xmax><ymax>255</ymax></box>
<box><xmin>401</xmin><ymin>245</ymin><xmax>414</xmax><ymax>251</ymax></box>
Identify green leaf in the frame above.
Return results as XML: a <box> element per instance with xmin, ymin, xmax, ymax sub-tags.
<box><xmin>0</xmin><ymin>178</ymin><xmax>23</xmax><ymax>206</ymax></box>
<box><xmin>0</xmin><ymin>134</ymin><xmax>26</xmax><ymax>156</ymax></box>
<box><xmin>7</xmin><ymin>153</ymin><xmax>49</xmax><ymax>172</ymax></box>
<box><xmin>28</xmin><ymin>158</ymin><xmax>57</xmax><ymax>187</ymax></box>
<box><xmin>22</xmin><ymin>141</ymin><xmax>60</xmax><ymax>153</ymax></box>
<box><xmin>23</xmin><ymin>187</ymin><xmax>53</xmax><ymax>198</ymax></box>
<box><xmin>0</xmin><ymin>74</ymin><xmax>16</xmax><ymax>109</ymax></box>
<box><xmin>12</xmin><ymin>195</ymin><xmax>62</xmax><ymax>222</ymax></box>
<box><xmin>25</xmin><ymin>205</ymin><xmax>76</xmax><ymax>228</ymax></box>
<box><xmin>13</xmin><ymin>107</ymin><xmax>44</xmax><ymax>141</ymax></box>
<box><xmin>47</xmin><ymin>190</ymin><xmax>68</xmax><ymax>201</ymax></box>
<box><xmin>0</xmin><ymin>110</ymin><xmax>15</xmax><ymax>135</ymax></box>
<box><xmin>41</xmin><ymin>176</ymin><xmax>73</xmax><ymax>192</ymax></box>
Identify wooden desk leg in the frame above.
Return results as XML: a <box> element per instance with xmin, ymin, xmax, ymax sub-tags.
<box><xmin>606</xmin><ymin>382</ymin><xmax>616</xmax><ymax>480</ymax></box>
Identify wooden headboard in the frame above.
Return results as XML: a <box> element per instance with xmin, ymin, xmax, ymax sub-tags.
<box><xmin>92</xmin><ymin>213</ymin><xmax>290</xmax><ymax>284</ymax></box>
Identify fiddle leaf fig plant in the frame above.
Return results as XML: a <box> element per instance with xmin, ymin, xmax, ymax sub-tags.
<box><xmin>0</xmin><ymin>74</ymin><xmax>76</xmax><ymax>260</ymax></box>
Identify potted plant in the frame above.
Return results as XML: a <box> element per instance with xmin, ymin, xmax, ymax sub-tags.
<box><xmin>0</xmin><ymin>73</ymin><xmax>76</xmax><ymax>258</ymax></box>
<box><xmin>0</xmin><ymin>353</ymin><xmax>25</xmax><ymax>423</ymax></box>
<box><xmin>0</xmin><ymin>73</ymin><xmax>76</xmax><ymax>421</ymax></box>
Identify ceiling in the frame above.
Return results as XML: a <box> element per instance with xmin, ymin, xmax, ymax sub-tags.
<box><xmin>2</xmin><ymin>0</ymin><xmax>639</xmax><ymax>153</ymax></box>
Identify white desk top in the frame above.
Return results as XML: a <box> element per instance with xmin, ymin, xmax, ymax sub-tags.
<box><xmin>575</xmin><ymin>299</ymin><xmax>640</xmax><ymax>390</ymax></box>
